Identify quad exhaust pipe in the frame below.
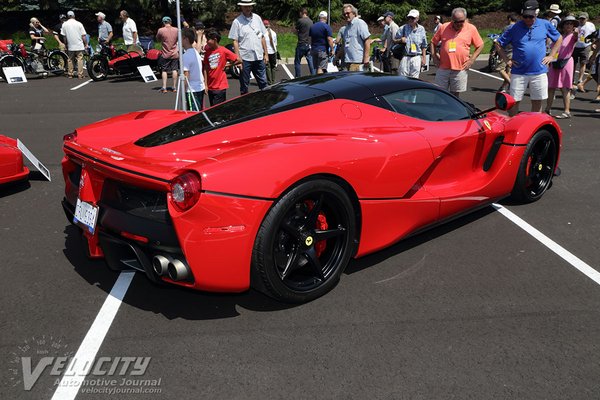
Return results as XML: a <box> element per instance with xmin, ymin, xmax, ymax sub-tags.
<box><xmin>152</xmin><ymin>255</ymin><xmax>191</xmax><ymax>281</ymax></box>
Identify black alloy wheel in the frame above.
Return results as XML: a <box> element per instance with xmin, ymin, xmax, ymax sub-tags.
<box><xmin>511</xmin><ymin>129</ymin><xmax>557</xmax><ymax>203</ymax></box>
<box><xmin>253</xmin><ymin>180</ymin><xmax>357</xmax><ymax>303</ymax></box>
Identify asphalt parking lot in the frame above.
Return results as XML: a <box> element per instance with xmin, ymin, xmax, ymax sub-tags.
<box><xmin>1</xmin><ymin>62</ymin><xmax>600</xmax><ymax>400</ymax></box>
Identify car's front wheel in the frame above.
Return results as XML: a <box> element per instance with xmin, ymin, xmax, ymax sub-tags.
<box><xmin>252</xmin><ymin>180</ymin><xmax>357</xmax><ymax>303</ymax></box>
<box><xmin>511</xmin><ymin>129</ymin><xmax>557</xmax><ymax>203</ymax></box>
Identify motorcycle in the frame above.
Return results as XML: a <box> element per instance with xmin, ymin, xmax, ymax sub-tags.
<box><xmin>224</xmin><ymin>44</ymin><xmax>241</xmax><ymax>79</ymax></box>
<box><xmin>87</xmin><ymin>42</ymin><xmax>160</xmax><ymax>81</ymax></box>
<box><xmin>0</xmin><ymin>40</ymin><xmax>67</xmax><ymax>81</ymax></box>
<box><xmin>487</xmin><ymin>33</ymin><xmax>501</xmax><ymax>73</ymax></box>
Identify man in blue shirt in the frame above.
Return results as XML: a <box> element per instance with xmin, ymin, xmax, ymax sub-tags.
<box><xmin>309</xmin><ymin>11</ymin><xmax>334</xmax><ymax>74</ymax></box>
<box><xmin>341</xmin><ymin>3</ymin><xmax>371</xmax><ymax>71</ymax></box>
<box><xmin>495</xmin><ymin>0</ymin><xmax>562</xmax><ymax>115</ymax></box>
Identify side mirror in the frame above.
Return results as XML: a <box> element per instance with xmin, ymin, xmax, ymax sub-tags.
<box><xmin>495</xmin><ymin>92</ymin><xmax>516</xmax><ymax>111</ymax></box>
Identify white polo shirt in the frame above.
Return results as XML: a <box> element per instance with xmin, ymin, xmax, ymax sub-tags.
<box><xmin>228</xmin><ymin>13</ymin><xmax>267</xmax><ymax>61</ymax></box>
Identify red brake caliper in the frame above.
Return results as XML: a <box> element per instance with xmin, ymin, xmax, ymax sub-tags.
<box><xmin>304</xmin><ymin>200</ymin><xmax>328</xmax><ymax>257</ymax></box>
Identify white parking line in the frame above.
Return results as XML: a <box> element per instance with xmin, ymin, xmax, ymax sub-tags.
<box><xmin>281</xmin><ymin>64</ymin><xmax>294</xmax><ymax>80</ymax></box>
<box><xmin>51</xmin><ymin>271</ymin><xmax>135</xmax><ymax>400</ymax></box>
<box><xmin>493</xmin><ymin>204</ymin><xmax>600</xmax><ymax>285</ymax></box>
<box><xmin>70</xmin><ymin>79</ymin><xmax>93</xmax><ymax>91</ymax></box>
<box><xmin>470</xmin><ymin>68</ymin><xmax>503</xmax><ymax>81</ymax></box>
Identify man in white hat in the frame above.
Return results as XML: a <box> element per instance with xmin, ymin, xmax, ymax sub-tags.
<box><xmin>95</xmin><ymin>12</ymin><xmax>113</xmax><ymax>44</ymax></box>
<box><xmin>61</xmin><ymin>11</ymin><xmax>88</xmax><ymax>79</ymax></box>
<box><xmin>309</xmin><ymin>11</ymin><xmax>334</xmax><ymax>74</ymax></box>
<box><xmin>573</xmin><ymin>12</ymin><xmax>596</xmax><ymax>92</ymax></box>
<box><xmin>547</xmin><ymin>4</ymin><xmax>561</xmax><ymax>28</ymax></box>
<box><xmin>229</xmin><ymin>0</ymin><xmax>269</xmax><ymax>94</ymax></box>
<box><xmin>396</xmin><ymin>9</ymin><xmax>427</xmax><ymax>78</ymax></box>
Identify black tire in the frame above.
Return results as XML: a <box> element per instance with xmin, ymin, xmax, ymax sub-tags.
<box><xmin>510</xmin><ymin>129</ymin><xmax>557</xmax><ymax>203</ymax></box>
<box><xmin>488</xmin><ymin>51</ymin><xmax>499</xmax><ymax>72</ymax></box>
<box><xmin>46</xmin><ymin>50</ymin><xmax>68</xmax><ymax>75</ymax></box>
<box><xmin>87</xmin><ymin>55</ymin><xmax>108</xmax><ymax>81</ymax></box>
<box><xmin>252</xmin><ymin>179</ymin><xmax>357</xmax><ymax>303</ymax></box>
<box><xmin>0</xmin><ymin>55</ymin><xmax>24</xmax><ymax>81</ymax></box>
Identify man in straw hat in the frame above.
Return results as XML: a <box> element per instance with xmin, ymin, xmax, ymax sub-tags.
<box><xmin>228</xmin><ymin>0</ymin><xmax>269</xmax><ymax>94</ymax></box>
<box><xmin>547</xmin><ymin>4</ymin><xmax>561</xmax><ymax>28</ymax></box>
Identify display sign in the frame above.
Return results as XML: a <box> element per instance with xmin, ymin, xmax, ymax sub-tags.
<box><xmin>17</xmin><ymin>139</ymin><xmax>51</xmax><ymax>181</ymax></box>
<box><xmin>2</xmin><ymin>66</ymin><xmax>27</xmax><ymax>84</ymax></box>
<box><xmin>137</xmin><ymin>65</ymin><xmax>157</xmax><ymax>82</ymax></box>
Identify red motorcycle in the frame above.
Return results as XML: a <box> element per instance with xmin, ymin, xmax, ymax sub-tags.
<box><xmin>87</xmin><ymin>42</ymin><xmax>160</xmax><ymax>81</ymax></box>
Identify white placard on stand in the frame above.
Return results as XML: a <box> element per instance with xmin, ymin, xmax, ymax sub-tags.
<box><xmin>137</xmin><ymin>65</ymin><xmax>157</xmax><ymax>83</ymax></box>
<box><xmin>2</xmin><ymin>66</ymin><xmax>27</xmax><ymax>84</ymax></box>
<box><xmin>17</xmin><ymin>139</ymin><xmax>51</xmax><ymax>181</ymax></box>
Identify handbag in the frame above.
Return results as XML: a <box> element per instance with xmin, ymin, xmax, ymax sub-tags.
<box><xmin>391</xmin><ymin>43</ymin><xmax>405</xmax><ymax>60</ymax></box>
<box><xmin>276</xmin><ymin>51</ymin><xmax>281</xmax><ymax>60</ymax></box>
<box><xmin>551</xmin><ymin>58</ymin><xmax>570</xmax><ymax>69</ymax></box>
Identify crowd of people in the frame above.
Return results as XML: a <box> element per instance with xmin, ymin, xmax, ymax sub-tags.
<box><xmin>21</xmin><ymin>1</ymin><xmax>600</xmax><ymax>115</ymax></box>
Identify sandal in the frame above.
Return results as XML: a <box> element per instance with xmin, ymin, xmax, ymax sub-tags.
<box><xmin>555</xmin><ymin>112</ymin><xmax>571</xmax><ymax>119</ymax></box>
<box><xmin>167</xmin><ymin>87</ymin><xmax>176</xmax><ymax>92</ymax></box>
<box><xmin>159</xmin><ymin>87</ymin><xmax>168</xmax><ymax>93</ymax></box>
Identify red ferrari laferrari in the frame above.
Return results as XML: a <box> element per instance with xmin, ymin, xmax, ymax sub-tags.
<box><xmin>61</xmin><ymin>73</ymin><xmax>562</xmax><ymax>303</ymax></box>
<box><xmin>0</xmin><ymin>135</ymin><xmax>29</xmax><ymax>185</ymax></box>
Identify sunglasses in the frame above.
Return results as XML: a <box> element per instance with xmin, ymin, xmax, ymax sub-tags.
<box><xmin>343</xmin><ymin>12</ymin><xmax>352</xmax><ymax>16</ymax></box>
<box><xmin>522</xmin><ymin>15</ymin><xmax>535</xmax><ymax>19</ymax></box>
<box><xmin>453</xmin><ymin>20</ymin><xmax>465</xmax><ymax>24</ymax></box>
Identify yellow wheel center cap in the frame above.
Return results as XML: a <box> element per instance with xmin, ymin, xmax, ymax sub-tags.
<box><xmin>305</xmin><ymin>236</ymin><xmax>314</xmax><ymax>246</ymax></box>
<box><xmin>538</xmin><ymin>164</ymin><xmax>543</xmax><ymax>171</ymax></box>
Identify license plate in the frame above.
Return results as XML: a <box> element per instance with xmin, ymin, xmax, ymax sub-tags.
<box><xmin>73</xmin><ymin>198</ymin><xmax>99</xmax><ymax>234</ymax></box>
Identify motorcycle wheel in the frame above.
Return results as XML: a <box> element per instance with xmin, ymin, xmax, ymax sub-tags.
<box><xmin>46</xmin><ymin>51</ymin><xmax>68</xmax><ymax>75</ymax></box>
<box><xmin>87</xmin><ymin>55</ymin><xmax>109</xmax><ymax>81</ymax></box>
<box><xmin>0</xmin><ymin>55</ymin><xmax>24</xmax><ymax>81</ymax></box>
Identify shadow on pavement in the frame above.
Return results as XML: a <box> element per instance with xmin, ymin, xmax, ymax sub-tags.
<box><xmin>62</xmin><ymin>224</ymin><xmax>295</xmax><ymax>320</ymax></box>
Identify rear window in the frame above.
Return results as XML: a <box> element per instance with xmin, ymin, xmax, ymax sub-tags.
<box><xmin>135</xmin><ymin>86</ymin><xmax>333</xmax><ymax>147</ymax></box>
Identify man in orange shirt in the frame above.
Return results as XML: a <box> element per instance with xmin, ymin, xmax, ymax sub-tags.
<box><xmin>430</xmin><ymin>8</ymin><xmax>484</xmax><ymax>97</ymax></box>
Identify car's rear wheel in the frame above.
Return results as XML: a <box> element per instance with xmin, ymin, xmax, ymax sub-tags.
<box><xmin>511</xmin><ymin>129</ymin><xmax>557</xmax><ymax>203</ymax></box>
<box><xmin>252</xmin><ymin>180</ymin><xmax>356</xmax><ymax>303</ymax></box>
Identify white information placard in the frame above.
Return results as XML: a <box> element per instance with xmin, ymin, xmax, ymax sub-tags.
<box><xmin>137</xmin><ymin>65</ymin><xmax>157</xmax><ymax>83</ymax></box>
<box><xmin>17</xmin><ymin>139</ymin><xmax>51</xmax><ymax>181</ymax></box>
<box><xmin>2</xmin><ymin>66</ymin><xmax>27</xmax><ymax>84</ymax></box>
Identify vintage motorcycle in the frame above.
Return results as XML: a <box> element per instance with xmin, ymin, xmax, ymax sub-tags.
<box><xmin>0</xmin><ymin>40</ymin><xmax>67</xmax><ymax>81</ymax></box>
<box><xmin>87</xmin><ymin>42</ymin><xmax>159</xmax><ymax>81</ymax></box>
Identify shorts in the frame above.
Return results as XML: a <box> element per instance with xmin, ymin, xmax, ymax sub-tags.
<box><xmin>510</xmin><ymin>73</ymin><xmax>548</xmax><ymax>101</ymax></box>
<box><xmin>158</xmin><ymin>56</ymin><xmax>179</xmax><ymax>72</ymax></box>
<box><xmin>399</xmin><ymin>55</ymin><xmax>422</xmax><ymax>78</ymax></box>
<box><xmin>346</xmin><ymin>63</ymin><xmax>363</xmax><ymax>72</ymax></box>
<box><xmin>495</xmin><ymin>51</ymin><xmax>512</xmax><ymax>72</ymax></box>
<box><xmin>311</xmin><ymin>49</ymin><xmax>328</xmax><ymax>71</ymax></box>
<box><xmin>434</xmin><ymin>68</ymin><xmax>468</xmax><ymax>93</ymax></box>
<box><xmin>572</xmin><ymin>46</ymin><xmax>591</xmax><ymax>64</ymax></box>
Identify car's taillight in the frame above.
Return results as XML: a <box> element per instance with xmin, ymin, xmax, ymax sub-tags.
<box><xmin>170</xmin><ymin>172</ymin><xmax>201</xmax><ymax>212</ymax></box>
<box><xmin>63</xmin><ymin>131</ymin><xmax>77</xmax><ymax>142</ymax></box>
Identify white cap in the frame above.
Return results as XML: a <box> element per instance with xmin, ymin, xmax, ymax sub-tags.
<box><xmin>319</xmin><ymin>11</ymin><xmax>327</xmax><ymax>18</ymax></box>
<box><xmin>407</xmin><ymin>9</ymin><xmax>419</xmax><ymax>19</ymax></box>
<box><xmin>95</xmin><ymin>12</ymin><xmax>106</xmax><ymax>19</ymax></box>
<box><xmin>377</xmin><ymin>16</ymin><xmax>384</xmax><ymax>22</ymax></box>
<box><xmin>67</xmin><ymin>10</ymin><xmax>75</xmax><ymax>17</ymax></box>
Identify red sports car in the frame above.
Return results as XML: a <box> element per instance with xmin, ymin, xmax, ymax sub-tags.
<box><xmin>61</xmin><ymin>73</ymin><xmax>562</xmax><ymax>303</ymax></box>
<box><xmin>0</xmin><ymin>135</ymin><xmax>29</xmax><ymax>185</ymax></box>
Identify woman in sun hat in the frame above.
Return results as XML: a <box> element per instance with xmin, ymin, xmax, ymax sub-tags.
<box><xmin>545</xmin><ymin>15</ymin><xmax>579</xmax><ymax>119</ymax></box>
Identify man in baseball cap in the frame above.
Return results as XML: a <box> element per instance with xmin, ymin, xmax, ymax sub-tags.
<box><xmin>96</xmin><ymin>12</ymin><xmax>113</xmax><ymax>44</ymax></box>
<box><xmin>495</xmin><ymin>0</ymin><xmax>562</xmax><ymax>115</ymax></box>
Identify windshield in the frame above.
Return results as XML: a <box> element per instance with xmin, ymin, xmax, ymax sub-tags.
<box><xmin>135</xmin><ymin>86</ymin><xmax>333</xmax><ymax>147</ymax></box>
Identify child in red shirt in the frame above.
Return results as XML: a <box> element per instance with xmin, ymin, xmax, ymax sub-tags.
<box><xmin>203</xmin><ymin>29</ymin><xmax>241</xmax><ymax>106</ymax></box>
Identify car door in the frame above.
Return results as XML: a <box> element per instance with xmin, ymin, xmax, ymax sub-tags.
<box><xmin>381</xmin><ymin>88</ymin><xmax>506</xmax><ymax>220</ymax></box>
